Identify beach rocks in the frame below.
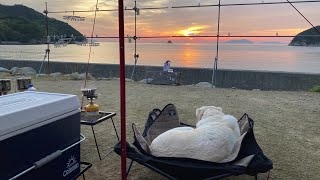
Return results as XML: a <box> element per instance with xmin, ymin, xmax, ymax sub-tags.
<box><xmin>10</xmin><ymin>67</ymin><xmax>18</xmax><ymax>74</ymax></box>
<box><xmin>63</xmin><ymin>74</ymin><xmax>72</xmax><ymax>78</ymax></box>
<box><xmin>139</xmin><ymin>78</ymin><xmax>155</xmax><ymax>84</ymax></box>
<box><xmin>37</xmin><ymin>74</ymin><xmax>48</xmax><ymax>77</ymax></box>
<box><xmin>0</xmin><ymin>67</ymin><xmax>10</xmax><ymax>76</ymax></box>
<box><xmin>114</xmin><ymin>78</ymin><xmax>134</xmax><ymax>82</ymax></box>
<box><xmin>11</xmin><ymin>67</ymin><xmax>37</xmax><ymax>76</ymax></box>
<box><xmin>139</xmin><ymin>79</ymin><xmax>148</xmax><ymax>84</ymax></box>
<box><xmin>79</xmin><ymin>73</ymin><xmax>95</xmax><ymax>80</ymax></box>
<box><xmin>0</xmin><ymin>67</ymin><xmax>10</xmax><ymax>73</ymax></box>
<box><xmin>70</xmin><ymin>72</ymin><xmax>95</xmax><ymax>80</ymax></box>
<box><xmin>252</xmin><ymin>89</ymin><xmax>261</xmax><ymax>91</ymax></box>
<box><xmin>50</xmin><ymin>72</ymin><xmax>62</xmax><ymax>77</ymax></box>
<box><xmin>70</xmin><ymin>72</ymin><xmax>80</xmax><ymax>80</ymax></box>
<box><xmin>195</xmin><ymin>82</ymin><xmax>215</xmax><ymax>88</ymax></box>
<box><xmin>97</xmin><ymin>77</ymin><xmax>111</xmax><ymax>81</ymax></box>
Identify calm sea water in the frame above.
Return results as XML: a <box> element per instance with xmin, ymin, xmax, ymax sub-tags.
<box><xmin>0</xmin><ymin>42</ymin><xmax>319</xmax><ymax>73</ymax></box>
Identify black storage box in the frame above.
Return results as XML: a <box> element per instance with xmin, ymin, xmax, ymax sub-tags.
<box><xmin>0</xmin><ymin>92</ymin><xmax>81</xmax><ymax>180</ymax></box>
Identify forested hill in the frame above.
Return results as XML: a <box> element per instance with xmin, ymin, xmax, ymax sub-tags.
<box><xmin>0</xmin><ymin>4</ymin><xmax>84</xmax><ymax>44</ymax></box>
<box><xmin>289</xmin><ymin>26</ymin><xmax>320</xmax><ymax>46</ymax></box>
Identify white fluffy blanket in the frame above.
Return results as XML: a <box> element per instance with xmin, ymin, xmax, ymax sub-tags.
<box><xmin>149</xmin><ymin>106</ymin><xmax>241</xmax><ymax>162</ymax></box>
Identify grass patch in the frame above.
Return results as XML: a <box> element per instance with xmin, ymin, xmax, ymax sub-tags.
<box><xmin>310</xmin><ymin>85</ymin><xmax>320</xmax><ymax>92</ymax></box>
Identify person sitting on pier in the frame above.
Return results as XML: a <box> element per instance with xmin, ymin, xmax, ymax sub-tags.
<box><xmin>163</xmin><ymin>60</ymin><xmax>171</xmax><ymax>72</ymax></box>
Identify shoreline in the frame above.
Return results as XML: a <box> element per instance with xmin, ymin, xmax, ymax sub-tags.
<box><xmin>1</xmin><ymin>59</ymin><xmax>320</xmax><ymax>91</ymax></box>
<box><xmin>0</xmin><ymin>58</ymin><xmax>319</xmax><ymax>75</ymax></box>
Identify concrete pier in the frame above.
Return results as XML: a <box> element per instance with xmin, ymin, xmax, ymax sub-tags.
<box><xmin>1</xmin><ymin>59</ymin><xmax>319</xmax><ymax>91</ymax></box>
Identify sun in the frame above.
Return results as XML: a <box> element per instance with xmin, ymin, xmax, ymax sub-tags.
<box><xmin>177</xmin><ymin>26</ymin><xmax>207</xmax><ymax>37</ymax></box>
<box><xmin>183</xmin><ymin>30</ymin><xmax>192</xmax><ymax>36</ymax></box>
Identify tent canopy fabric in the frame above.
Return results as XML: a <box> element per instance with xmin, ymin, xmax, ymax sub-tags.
<box><xmin>114</xmin><ymin>104</ymin><xmax>273</xmax><ymax>179</ymax></box>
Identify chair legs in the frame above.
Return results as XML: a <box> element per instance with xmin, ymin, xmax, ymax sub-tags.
<box><xmin>126</xmin><ymin>160</ymin><xmax>134</xmax><ymax>176</ymax></box>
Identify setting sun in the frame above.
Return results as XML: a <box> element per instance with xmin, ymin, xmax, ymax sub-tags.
<box><xmin>177</xmin><ymin>26</ymin><xmax>207</xmax><ymax>37</ymax></box>
<box><xmin>182</xmin><ymin>30</ymin><xmax>192</xmax><ymax>36</ymax></box>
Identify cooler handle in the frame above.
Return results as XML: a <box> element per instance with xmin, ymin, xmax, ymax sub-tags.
<box><xmin>34</xmin><ymin>150</ymin><xmax>62</xmax><ymax>169</ymax></box>
<box><xmin>9</xmin><ymin>134</ymin><xmax>86</xmax><ymax>180</ymax></box>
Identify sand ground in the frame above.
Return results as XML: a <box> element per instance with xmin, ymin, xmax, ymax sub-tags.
<box><xmin>4</xmin><ymin>77</ymin><xmax>320</xmax><ymax>179</ymax></box>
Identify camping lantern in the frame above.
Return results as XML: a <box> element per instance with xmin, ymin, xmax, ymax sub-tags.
<box><xmin>0</xmin><ymin>79</ymin><xmax>11</xmax><ymax>95</ymax></box>
<box><xmin>81</xmin><ymin>88</ymin><xmax>99</xmax><ymax>115</ymax></box>
<box><xmin>17</xmin><ymin>77</ymin><xmax>31</xmax><ymax>91</ymax></box>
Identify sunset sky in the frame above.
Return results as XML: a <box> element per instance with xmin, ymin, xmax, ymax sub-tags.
<box><xmin>2</xmin><ymin>0</ymin><xmax>320</xmax><ymax>43</ymax></box>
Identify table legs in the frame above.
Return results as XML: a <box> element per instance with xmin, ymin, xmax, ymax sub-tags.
<box><xmin>90</xmin><ymin>117</ymin><xmax>119</xmax><ymax>160</ymax></box>
<box><xmin>111</xmin><ymin>117</ymin><xmax>120</xmax><ymax>141</ymax></box>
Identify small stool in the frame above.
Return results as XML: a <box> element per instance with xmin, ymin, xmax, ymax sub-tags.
<box><xmin>0</xmin><ymin>79</ymin><xmax>11</xmax><ymax>96</ymax></box>
<box><xmin>81</xmin><ymin>111</ymin><xmax>119</xmax><ymax>160</ymax></box>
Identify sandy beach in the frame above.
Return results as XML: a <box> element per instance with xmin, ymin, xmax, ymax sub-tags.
<box><xmin>3</xmin><ymin>77</ymin><xmax>320</xmax><ymax>179</ymax></box>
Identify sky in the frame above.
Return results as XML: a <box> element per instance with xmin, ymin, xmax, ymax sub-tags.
<box><xmin>1</xmin><ymin>0</ymin><xmax>320</xmax><ymax>43</ymax></box>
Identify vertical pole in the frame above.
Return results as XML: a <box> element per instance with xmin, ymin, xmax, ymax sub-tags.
<box><xmin>45</xmin><ymin>2</ymin><xmax>50</xmax><ymax>75</ymax></box>
<box><xmin>118</xmin><ymin>0</ymin><xmax>127</xmax><ymax>179</ymax></box>
<box><xmin>130</xmin><ymin>0</ymin><xmax>138</xmax><ymax>80</ymax></box>
<box><xmin>211</xmin><ymin>0</ymin><xmax>221</xmax><ymax>87</ymax></box>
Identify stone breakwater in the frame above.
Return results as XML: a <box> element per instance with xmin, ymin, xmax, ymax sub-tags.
<box><xmin>0</xmin><ymin>59</ymin><xmax>320</xmax><ymax>91</ymax></box>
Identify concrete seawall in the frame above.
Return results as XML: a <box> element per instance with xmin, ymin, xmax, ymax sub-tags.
<box><xmin>1</xmin><ymin>59</ymin><xmax>319</xmax><ymax>91</ymax></box>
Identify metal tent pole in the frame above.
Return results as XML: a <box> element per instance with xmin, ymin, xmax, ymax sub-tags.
<box><xmin>211</xmin><ymin>0</ymin><xmax>221</xmax><ymax>87</ymax></box>
<box><xmin>44</xmin><ymin>2</ymin><xmax>50</xmax><ymax>75</ymax></box>
<box><xmin>118</xmin><ymin>0</ymin><xmax>127</xmax><ymax>179</ymax></box>
<box><xmin>130</xmin><ymin>0</ymin><xmax>139</xmax><ymax>80</ymax></box>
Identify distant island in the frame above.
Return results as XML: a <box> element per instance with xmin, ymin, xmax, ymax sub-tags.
<box><xmin>289</xmin><ymin>26</ymin><xmax>320</xmax><ymax>46</ymax></box>
<box><xmin>0</xmin><ymin>4</ymin><xmax>85</xmax><ymax>44</ymax></box>
<box><xmin>223</xmin><ymin>39</ymin><xmax>253</xmax><ymax>44</ymax></box>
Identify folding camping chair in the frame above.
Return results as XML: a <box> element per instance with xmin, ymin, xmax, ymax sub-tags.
<box><xmin>114</xmin><ymin>104</ymin><xmax>273</xmax><ymax>180</ymax></box>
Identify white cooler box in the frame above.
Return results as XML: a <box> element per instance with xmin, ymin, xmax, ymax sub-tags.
<box><xmin>0</xmin><ymin>91</ymin><xmax>81</xmax><ymax>180</ymax></box>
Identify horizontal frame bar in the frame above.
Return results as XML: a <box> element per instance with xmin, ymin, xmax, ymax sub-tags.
<box><xmin>46</xmin><ymin>0</ymin><xmax>320</xmax><ymax>14</ymax></box>
<box><xmin>172</xmin><ymin>0</ymin><xmax>320</xmax><ymax>8</ymax></box>
<box><xmin>85</xmin><ymin>35</ymin><xmax>320</xmax><ymax>39</ymax></box>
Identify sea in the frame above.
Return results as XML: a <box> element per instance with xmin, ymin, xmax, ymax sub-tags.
<box><xmin>0</xmin><ymin>42</ymin><xmax>319</xmax><ymax>74</ymax></box>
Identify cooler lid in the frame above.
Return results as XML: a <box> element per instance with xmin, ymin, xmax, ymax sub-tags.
<box><xmin>0</xmin><ymin>91</ymin><xmax>80</xmax><ymax>140</ymax></box>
